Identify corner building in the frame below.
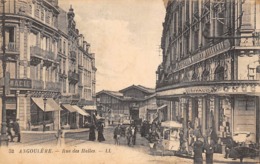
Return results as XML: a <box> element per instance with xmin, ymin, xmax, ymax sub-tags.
<box><xmin>156</xmin><ymin>0</ymin><xmax>260</xmax><ymax>145</ymax></box>
<box><xmin>0</xmin><ymin>0</ymin><xmax>97</xmax><ymax>131</ymax></box>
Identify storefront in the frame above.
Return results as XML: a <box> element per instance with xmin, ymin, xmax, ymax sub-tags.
<box><xmin>157</xmin><ymin>84</ymin><xmax>260</xmax><ymax>144</ymax></box>
<box><xmin>61</xmin><ymin>104</ymin><xmax>90</xmax><ymax>129</ymax></box>
<box><xmin>30</xmin><ymin>97</ymin><xmax>62</xmax><ymax>131</ymax></box>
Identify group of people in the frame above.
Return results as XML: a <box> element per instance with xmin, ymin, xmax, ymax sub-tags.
<box><xmin>7</xmin><ymin>119</ymin><xmax>21</xmax><ymax>143</ymax></box>
<box><xmin>89</xmin><ymin>121</ymin><xmax>105</xmax><ymax>142</ymax></box>
<box><xmin>188</xmin><ymin>126</ymin><xmax>218</xmax><ymax>164</ymax></box>
<box><xmin>113</xmin><ymin>123</ymin><xmax>138</xmax><ymax>146</ymax></box>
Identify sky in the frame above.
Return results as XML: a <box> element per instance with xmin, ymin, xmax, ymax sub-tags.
<box><xmin>59</xmin><ymin>0</ymin><xmax>165</xmax><ymax>92</ymax></box>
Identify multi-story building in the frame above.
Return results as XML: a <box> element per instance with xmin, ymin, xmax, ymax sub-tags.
<box><xmin>156</xmin><ymin>0</ymin><xmax>260</xmax><ymax>145</ymax></box>
<box><xmin>0</xmin><ymin>0</ymin><xmax>97</xmax><ymax>131</ymax></box>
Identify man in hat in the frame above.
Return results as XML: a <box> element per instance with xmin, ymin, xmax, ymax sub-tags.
<box><xmin>193</xmin><ymin>137</ymin><xmax>204</xmax><ymax>164</ymax></box>
<box><xmin>13</xmin><ymin>119</ymin><xmax>21</xmax><ymax>142</ymax></box>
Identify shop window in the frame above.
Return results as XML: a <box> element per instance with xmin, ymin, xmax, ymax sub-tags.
<box><xmin>214</xmin><ymin>66</ymin><xmax>225</xmax><ymax>81</ymax></box>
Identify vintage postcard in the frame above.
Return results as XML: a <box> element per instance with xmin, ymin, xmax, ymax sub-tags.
<box><xmin>0</xmin><ymin>0</ymin><xmax>260</xmax><ymax>163</ymax></box>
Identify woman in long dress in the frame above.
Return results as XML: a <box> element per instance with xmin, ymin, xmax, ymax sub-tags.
<box><xmin>89</xmin><ymin>124</ymin><xmax>96</xmax><ymax>141</ymax></box>
<box><xmin>97</xmin><ymin>122</ymin><xmax>105</xmax><ymax>142</ymax></box>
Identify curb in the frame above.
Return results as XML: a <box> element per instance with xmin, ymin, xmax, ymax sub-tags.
<box><xmin>21</xmin><ymin>129</ymin><xmax>89</xmax><ymax>134</ymax></box>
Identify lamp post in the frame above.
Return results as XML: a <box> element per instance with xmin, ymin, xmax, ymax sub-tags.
<box><xmin>43</xmin><ymin>97</ymin><xmax>47</xmax><ymax>132</ymax></box>
<box><xmin>0</xmin><ymin>0</ymin><xmax>8</xmax><ymax>146</ymax></box>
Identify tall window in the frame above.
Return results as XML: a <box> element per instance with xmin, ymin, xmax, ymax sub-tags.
<box><xmin>214</xmin><ymin>66</ymin><xmax>225</xmax><ymax>81</ymax></box>
<box><xmin>201</xmin><ymin>69</ymin><xmax>210</xmax><ymax>81</ymax></box>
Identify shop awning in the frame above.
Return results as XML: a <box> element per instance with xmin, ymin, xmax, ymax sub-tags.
<box><xmin>83</xmin><ymin>105</ymin><xmax>97</xmax><ymax>111</ymax></box>
<box><xmin>62</xmin><ymin>104</ymin><xmax>77</xmax><ymax>112</ymax></box>
<box><xmin>72</xmin><ymin>105</ymin><xmax>90</xmax><ymax>116</ymax></box>
<box><xmin>47</xmin><ymin>98</ymin><xmax>63</xmax><ymax>111</ymax></box>
<box><xmin>31</xmin><ymin>98</ymin><xmax>62</xmax><ymax>112</ymax></box>
<box><xmin>157</xmin><ymin>104</ymin><xmax>167</xmax><ymax>111</ymax></box>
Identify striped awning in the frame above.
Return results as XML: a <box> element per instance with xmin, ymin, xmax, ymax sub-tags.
<box><xmin>72</xmin><ymin>105</ymin><xmax>90</xmax><ymax>116</ymax></box>
<box><xmin>62</xmin><ymin>104</ymin><xmax>77</xmax><ymax>112</ymax></box>
<box><xmin>32</xmin><ymin>98</ymin><xmax>62</xmax><ymax>112</ymax></box>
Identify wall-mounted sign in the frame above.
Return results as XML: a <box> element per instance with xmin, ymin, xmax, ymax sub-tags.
<box><xmin>185</xmin><ymin>87</ymin><xmax>212</xmax><ymax>94</ymax></box>
<box><xmin>10</xmin><ymin>79</ymin><xmax>32</xmax><ymax>89</ymax></box>
<box><xmin>177</xmin><ymin>40</ymin><xmax>230</xmax><ymax>71</ymax></box>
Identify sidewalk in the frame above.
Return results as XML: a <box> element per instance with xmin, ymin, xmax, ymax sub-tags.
<box><xmin>21</xmin><ymin>128</ymin><xmax>89</xmax><ymax>134</ymax></box>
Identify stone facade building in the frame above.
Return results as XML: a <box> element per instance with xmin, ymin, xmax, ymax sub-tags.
<box><xmin>157</xmin><ymin>0</ymin><xmax>260</xmax><ymax>144</ymax></box>
<box><xmin>0</xmin><ymin>0</ymin><xmax>96</xmax><ymax>131</ymax></box>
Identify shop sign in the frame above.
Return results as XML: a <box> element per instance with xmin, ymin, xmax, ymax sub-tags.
<box><xmin>10</xmin><ymin>79</ymin><xmax>32</xmax><ymax>88</ymax></box>
<box><xmin>177</xmin><ymin>39</ymin><xmax>230</xmax><ymax>70</ymax></box>
<box><xmin>185</xmin><ymin>87</ymin><xmax>212</xmax><ymax>94</ymax></box>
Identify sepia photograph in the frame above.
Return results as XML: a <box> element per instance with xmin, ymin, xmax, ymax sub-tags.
<box><xmin>0</xmin><ymin>0</ymin><xmax>260</xmax><ymax>163</ymax></box>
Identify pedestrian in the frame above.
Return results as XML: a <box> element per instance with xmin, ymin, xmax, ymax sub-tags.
<box><xmin>204</xmin><ymin>136</ymin><xmax>215</xmax><ymax>164</ymax></box>
<box><xmin>7</xmin><ymin>119</ymin><xmax>14</xmax><ymax>142</ymax></box>
<box><xmin>132</xmin><ymin>124</ymin><xmax>137</xmax><ymax>145</ymax></box>
<box><xmin>55</xmin><ymin>129</ymin><xmax>65</xmax><ymax>147</ymax></box>
<box><xmin>140</xmin><ymin>121</ymin><xmax>145</xmax><ymax>137</ymax></box>
<box><xmin>126</xmin><ymin>125</ymin><xmax>132</xmax><ymax>146</ymax></box>
<box><xmin>97</xmin><ymin>122</ymin><xmax>105</xmax><ymax>142</ymax></box>
<box><xmin>13</xmin><ymin>119</ymin><xmax>21</xmax><ymax>143</ymax></box>
<box><xmin>89</xmin><ymin>123</ymin><xmax>96</xmax><ymax>141</ymax></box>
<box><xmin>114</xmin><ymin>124</ymin><xmax>121</xmax><ymax>145</ymax></box>
<box><xmin>224</xmin><ymin>136</ymin><xmax>236</xmax><ymax>159</ymax></box>
<box><xmin>193</xmin><ymin>137</ymin><xmax>204</xmax><ymax>164</ymax></box>
<box><xmin>149</xmin><ymin>130</ymin><xmax>160</xmax><ymax>149</ymax></box>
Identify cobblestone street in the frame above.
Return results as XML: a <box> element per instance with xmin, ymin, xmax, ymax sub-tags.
<box><xmin>4</xmin><ymin>125</ymin><xmax>258</xmax><ymax>163</ymax></box>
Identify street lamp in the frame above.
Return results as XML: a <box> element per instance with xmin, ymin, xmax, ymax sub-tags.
<box><xmin>0</xmin><ymin>0</ymin><xmax>8</xmax><ymax>146</ymax></box>
<box><xmin>43</xmin><ymin>97</ymin><xmax>47</xmax><ymax>132</ymax></box>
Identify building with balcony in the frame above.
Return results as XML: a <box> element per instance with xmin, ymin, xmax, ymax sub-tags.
<box><xmin>0</xmin><ymin>0</ymin><xmax>97</xmax><ymax>131</ymax></box>
<box><xmin>156</xmin><ymin>0</ymin><xmax>260</xmax><ymax>145</ymax></box>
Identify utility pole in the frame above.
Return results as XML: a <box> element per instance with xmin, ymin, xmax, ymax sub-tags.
<box><xmin>0</xmin><ymin>0</ymin><xmax>9</xmax><ymax>146</ymax></box>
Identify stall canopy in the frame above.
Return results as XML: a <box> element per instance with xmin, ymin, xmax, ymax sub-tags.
<box><xmin>83</xmin><ymin>105</ymin><xmax>97</xmax><ymax>111</ymax></box>
<box><xmin>62</xmin><ymin>104</ymin><xmax>77</xmax><ymax>112</ymax></box>
<box><xmin>31</xmin><ymin>98</ymin><xmax>62</xmax><ymax>112</ymax></box>
<box><xmin>161</xmin><ymin>121</ymin><xmax>182</xmax><ymax>128</ymax></box>
<box><xmin>72</xmin><ymin>105</ymin><xmax>90</xmax><ymax>116</ymax></box>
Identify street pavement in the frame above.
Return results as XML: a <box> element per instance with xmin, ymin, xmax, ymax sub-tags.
<box><xmin>4</xmin><ymin>125</ymin><xmax>259</xmax><ymax>164</ymax></box>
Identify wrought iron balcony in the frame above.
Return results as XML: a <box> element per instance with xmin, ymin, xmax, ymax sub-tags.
<box><xmin>31</xmin><ymin>80</ymin><xmax>44</xmax><ymax>90</ymax></box>
<box><xmin>0</xmin><ymin>42</ymin><xmax>19</xmax><ymax>54</ymax></box>
<box><xmin>69</xmin><ymin>50</ymin><xmax>77</xmax><ymax>61</ymax></box>
<box><xmin>30</xmin><ymin>46</ymin><xmax>44</xmax><ymax>58</ymax></box>
<box><xmin>68</xmin><ymin>70</ymin><xmax>79</xmax><ymax>82</ymax></box>
<box><xmin>44</xmin><ymin>50</ymin><xmax>55</xmax><ymax>61</ymax></box>
<box><xmin>45</xmin><ymin>81</ymin><xmax>62</xmax><ymax>92</ymax></box>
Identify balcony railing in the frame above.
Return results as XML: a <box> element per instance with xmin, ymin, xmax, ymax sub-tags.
<box><xmin>69</xmin><ymin>50</ymin><xmax>77</xmax><ymax>60</ymax></box>
<box><xmin>0</xmin><ymin>42</ymin><xmax>19</xmax><ymax>53</ymax></box>
<box><xmin>5</xmin><ymin>42</ymin><xmax>19</xmax><ymax>52</ymax></box>
<box><xmin>68</xmin><ymin>70</ymin><xmax>79</xmax><ymax>82</ymax></box>
<box><xmin>45</xmin><ymin>81</ymin><xmax>61</xmax><ymax>92</ymax></box>
<box><xmin>44</xmin><ymin>50</ymin><xmax>55</xmax><ymax>61</ymax></box>
<box><xmin>32</xmin><ymin>80</ymin><xmax>44</xmax><ymax>90</ymax></box>
<box><xmin>72</xmin><ymin>93</ymin><xmax>80</xmax><ymax>100</ymax></box>
<box><xmin>30</xmin><ymin>46</ymin><xmax>44</xmax><ymax>58</ymax></box>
